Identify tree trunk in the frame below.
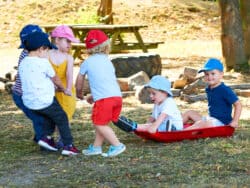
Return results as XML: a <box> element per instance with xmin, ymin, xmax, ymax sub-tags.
<box><xmin>240</xmin><ymin>0</ymin><xmax>250</xmax><ymax>60</ymax></box>
<box><xmin>219</xmin><ymin>0</ymin><xmax>247</xmax><ymax>71</ymax></box>
<box><xmin>97</xmin><ymin>0</ymin><xmax>113</xmax><ymax>24</ymax></box>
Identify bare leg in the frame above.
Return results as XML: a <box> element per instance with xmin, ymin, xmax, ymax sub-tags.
<box><xmin>137</xmin><ymin>123</ymin><xmax>159</xmax><ymax>133</ymax></box>
<box><xmin>94</xmin><ymin>125</ymin><xmax>120</xmax><ymax>146</ymax></box>
<box><xmin>182</xmin><ymin>110</ymin><xmax>203</xmax><ymax>124</ymax></box>
<box><xmin>93</xmin><ymin>127</ymin><xmax>105</xmax><ymax>146</ymax></box>
<box><xmin>185</xmin><ymin>119</ymin><xmax>215</xmax><ymax>130</ymax></box>
<box><xmin>136</xmin><ymin>124</ymin><xmax>151</xmax><ymax>132</ymax></box>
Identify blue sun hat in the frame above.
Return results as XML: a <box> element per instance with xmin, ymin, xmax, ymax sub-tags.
<box><xmin>198</xmin><ymin>58</ymin><xmax>224</xmax><ymax>73</ymax></box>
<box><xmin>145</xmin><ymin>75</ymin><xmax>173</xmax><ymax>96</ymax></box>
<box><xmin>19</xmin><ymin>24</ymin><xmax>44</xmax><ymax>49</ymax></box>
<box><xmin>24</xmin><ymin>32</ymin><xmax>57</xmax><ymax>51</ymax></box>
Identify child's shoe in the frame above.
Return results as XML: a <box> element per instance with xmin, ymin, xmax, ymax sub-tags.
<box><xmin>38</xmin><ymin>136</ymin><xmax>58</xmax><ymax>151</ymax></box>
<box><xmin>61</xmin><ymin>145</ymin><xmax>79</xmax><ymax>156</ymax></box>
<box><xmin>82</xmin><ymin>144</ymin><xmax>102</xmax><ymax>156</ymax></box>
<box><xmin>113</xmin><ymin>116</ymin><xmax>137</xmax><ymax>132</ymax></box>
<box><xmin>56</xmin><ymin>137</ymin><xmax>64</xmax><ymax>149</ymax></box>
<box><xmin>102</xmin><ymin>143</ymin><xmax>126</xmax><ymax>157</ymax></box>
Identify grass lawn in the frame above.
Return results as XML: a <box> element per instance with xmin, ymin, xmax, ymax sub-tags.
<box><xmin>0</xmin><ymin>90</ymin><xmax>249</xmax><ymax>187</ymax></box>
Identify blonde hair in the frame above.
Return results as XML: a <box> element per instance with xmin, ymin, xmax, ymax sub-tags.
<box><xmin>86</xmin><ymin>39</ymin><xmax>110</xmax><ymax>55</ymax></box>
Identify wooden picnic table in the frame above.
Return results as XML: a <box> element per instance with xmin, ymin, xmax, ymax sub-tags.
<box><xmin>41</xmin><ymin>24</ymin><xmax>163</xmax><ymax>59</ymax></box>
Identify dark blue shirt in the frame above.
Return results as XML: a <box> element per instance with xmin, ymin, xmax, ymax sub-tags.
<box><xmin>206</xmin><ymin>82</ymin><xmax>238</xmax><ymax>125</ymax></box>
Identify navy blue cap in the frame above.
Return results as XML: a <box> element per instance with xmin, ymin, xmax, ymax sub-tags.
<box><xmin>198</xmin><ymin>58</ymin><xmax>224</xmax><ymax>73</ymax></box>
<box><xmin>19</xmin><ymin>24</ymin><xmax>44</xmax><ymax>49</ymax></box>
<box><xmin>24</xmin><ymin>32</ymin><xmax>57</xmax><ymax>51</ymax></box>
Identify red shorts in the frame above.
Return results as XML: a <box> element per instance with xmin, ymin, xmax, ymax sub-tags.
<box><xmin>92</xmin><ymin>97</ymin><xmax>122</xmax><ymax>125</ymax></box>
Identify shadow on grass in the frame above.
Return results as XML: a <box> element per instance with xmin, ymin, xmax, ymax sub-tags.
<box><xmin>0</xmin><ymin>91</ymin><xmax>249</xmax><ymax>187</ymax></box>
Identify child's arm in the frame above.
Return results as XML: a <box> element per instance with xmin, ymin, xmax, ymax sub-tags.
<box><xmin>75</xmin><ymin>73</ymin><xmax>85</xmax><ymax>100</ymax></box>
<box><xmin>65</xmin><ymin>56</ymin><xmax>74</xmax><ymax>96</ymax></box>
<box><xmin>147</xmin><ymin>113</ymin><xmax>167</xmax><ymax>133</ymax></box>
<box><xmin>229</xmin><ymin>100</ymin><xmax>242</xmax><ymax>128</ymax></box>
<box><xmin>51</xmin><ymin>75</ymin><xmax>65</xmax><ymax>92</ymax></box>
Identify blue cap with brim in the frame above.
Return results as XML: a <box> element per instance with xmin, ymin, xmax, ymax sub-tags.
<box><xmin>19</xmin><ymin>24</ymin><xmax>45</xmax><ymax>49</ymax></box>
<box><xmin>24</xmin><ymin>32</ymin><xmax>57</xmax><ymax>51</ymax></box>
<box><xmin>198</xmin><ymin>58</ymin><xmax>224</xmax><ymax>73</ymax></box>
<box><xmin>144</xmin><ymin>75</ymin><xmax>173</xmax><ymax>96</ymax></box>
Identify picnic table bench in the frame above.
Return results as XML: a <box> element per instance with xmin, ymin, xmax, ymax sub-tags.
<box><xmin>41</xmin><ymin>24</ymin><xmax>164</xmax><ymax>60</ymax></box>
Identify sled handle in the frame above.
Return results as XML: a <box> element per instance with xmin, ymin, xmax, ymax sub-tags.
<box><xmin>191</xmin><ymin>130</ymin><xmax>203</xmax><ymax>136</ymax></box>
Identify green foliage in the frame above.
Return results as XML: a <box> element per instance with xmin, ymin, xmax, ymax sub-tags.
<box><xmin>74</xmin><ymin>8</ymin><xmax>99</xmax><ymax>24</ymax></box>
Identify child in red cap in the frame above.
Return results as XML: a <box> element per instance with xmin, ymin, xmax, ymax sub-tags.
<box><xmin>75</xmin><ymin>29</ymin><xmax>125</xmax><ymax>157</ymax></box>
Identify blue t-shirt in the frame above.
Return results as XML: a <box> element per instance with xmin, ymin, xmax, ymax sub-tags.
<box><xmin>206</xmin><ymin>82</ymin><xmax>238</xmax><ymax>125</ymax></box>
<box><xmin>79</xmin><ymin>54</ymin><xmax>121</xmax><ymax>101</ymax></box>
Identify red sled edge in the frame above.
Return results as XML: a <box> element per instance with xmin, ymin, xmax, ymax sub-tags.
<box><xmin>134</xmin><ymin>125</ymin><xmax>235</xmax><ymax>143</ymax></box>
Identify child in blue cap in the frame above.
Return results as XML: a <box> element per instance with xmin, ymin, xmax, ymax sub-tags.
<box><xmin>114</xmin><ymin>75</ymin><xmax>183</xmax><ymax>133</ymax></box>
<box><xmin>182</xmin><ymin>58</ymin><xmax>242</xmax><ymax>130</ymax></box>
<box><xmin>19</xmin><ymin>31</ymin><xmax>79</xmax><ymax>155</ymax></box>
<box><xmin>12</xmin><ymin>24</ymin><xmax>45</xmax><ymax>143</ymax></box>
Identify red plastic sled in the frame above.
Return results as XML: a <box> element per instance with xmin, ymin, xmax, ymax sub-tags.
<box><xmin>134</xmin><ymin>124</ymin><xmax>235</xmax><ymax>143</ymax></box>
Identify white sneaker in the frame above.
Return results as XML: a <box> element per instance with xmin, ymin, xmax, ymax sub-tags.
<box><xmin>38</xmin><ymin>137</ymin><xmax>58</xmax><ymax>151</ymax></box>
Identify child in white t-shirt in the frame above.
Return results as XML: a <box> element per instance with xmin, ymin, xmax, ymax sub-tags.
<box><xmin>114</xmin><ymin>75</ymin><xmax>183</xmax><ymax>133</ymax></box>
<box><xmin>19</xmin><ymin>31</ymin><xmax>79</xmax><ymax>156</ymax></box>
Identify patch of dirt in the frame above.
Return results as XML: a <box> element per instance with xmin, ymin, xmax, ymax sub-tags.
<box><xmin>0</xmin><ymin>0</ymin><xmax>221</xmax><ymax>48</ymax></box>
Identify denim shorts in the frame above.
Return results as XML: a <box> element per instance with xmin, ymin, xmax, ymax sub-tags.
<box><xmin>158</xmin><ymin>120</ymin><xmax>182</xmax><ymax>132</ymax></box>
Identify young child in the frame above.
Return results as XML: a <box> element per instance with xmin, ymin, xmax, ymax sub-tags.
<box><xmin>182</xmin><ymin>58</ymin><xmax>242</xmax><ymax>130</ymax></box>
<box><xmin>49</xmin><ymin>25</ymin><xmax>79</xmax><ymax>121</ymax></box>
<box><xmin>75</xmin><ymin>29</ymin><xmax>125</xmax><ymax>157</ymax></box>
<box><xmin>114</xmin><ymin>75</ymin><xmax>183</xmax><ymax>134</ymax></box>
<box><xmin>19</xmin><ymin>31</ymin><xmax>79</xmax><ymax>155</ymax></box>
<box><xmin>12</xmin><ymin>24</ymin><xmax>45</xmax><ymax>143</ymax></box>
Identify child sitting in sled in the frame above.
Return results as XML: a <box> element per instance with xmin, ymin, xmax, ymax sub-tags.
<box><xmin>182</xmin><ymin>58</ymin><xmax>242</xmax><ymax>130</ymax></box>
<box><xmin>114</xmin><ymin>75</ymin><xmax>183</xmax><ymax>133</ymax></box>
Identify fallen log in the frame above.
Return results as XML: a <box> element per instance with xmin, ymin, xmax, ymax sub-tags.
<box><xmin>228</xmin><ymin>83</ymin><xmax>250</xmax><ymax>90</ymax></box>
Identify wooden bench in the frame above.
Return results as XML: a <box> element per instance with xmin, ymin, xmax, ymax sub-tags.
<box><xmin>71</xmin><ymin>43</ymin><xmax>86</xmax><ymax>60</ymax></box>
<box><xmin>111</xmin><ymin>41</ymin><xmax>164</xmax><ymax>53</ymax></box>
<box><xmin>71</xmin><ymin>41</ymin><xmax>164</xmax><ymax>60</ymax></box>
<box><xmin>41</xmin><ymin>24</ymin><xmax>164</xmax><ymax>60</ymax></box>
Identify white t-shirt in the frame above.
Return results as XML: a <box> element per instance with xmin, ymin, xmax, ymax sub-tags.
<box><xmin>79</xmin><ymin>54</ymin><xmax>121</xmax><ymax>101</ymax></box>
<box><xmin>19</xmin><ymin>56</ymin><xmax>55</xmax><ymax>110</ymax></box>
<box><xmin>152</xmin><ymin>97</ymin><xmax>183</xmax><ymax>131</ymax></box>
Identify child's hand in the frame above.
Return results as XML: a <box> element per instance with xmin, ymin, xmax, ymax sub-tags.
<box><xmin>55</xmin><ymin>86</ymin><xmax>64</xmax><ymax>92</ymax></box>
<box><xmin>86</xmin><ymin>95</ymin><xmax>94</xmax><ymax>104</ymax></box>
<box><xmin>229</xmin><ymin>120</ymin><xmax>238</xmax><ymax>128</ymax></box>
<box><xmin>64</xmin><ymin>88</ymin><xmax>72</xmax><ymax>96</ymax></box>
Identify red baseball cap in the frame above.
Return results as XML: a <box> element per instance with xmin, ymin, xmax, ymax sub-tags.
<box><xmin>85</xmin><ymin>29</ymin><xmax>109</xmax><ymax>49</ymax></box>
